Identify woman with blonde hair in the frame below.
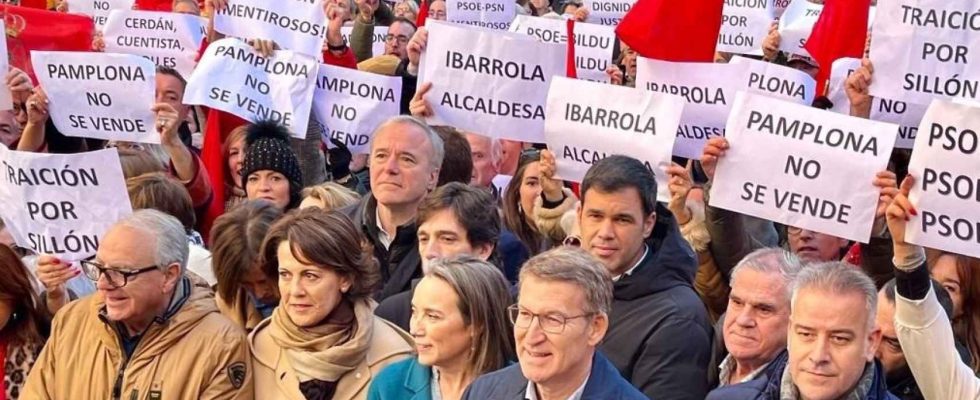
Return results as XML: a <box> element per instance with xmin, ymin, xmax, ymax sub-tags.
<box><xmin>250</xmin><ymin>209</ymin><xmax>414</xmax><ymax>399</ymax></box>
<box><xmin>300</xmin><ymin>182</ymin><xmax>360</xmax><ymax>211</ymax></box>
<box><xmin>368</xmin><ymin>255</ymin><xmax>514</xmax><ymax>400</ymax></box>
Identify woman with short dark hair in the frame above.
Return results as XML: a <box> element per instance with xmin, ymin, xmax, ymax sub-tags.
<box><xmin>250</xmin><ymin>208</ymin><xmax>414</xmax><ymax>399</ymax></box>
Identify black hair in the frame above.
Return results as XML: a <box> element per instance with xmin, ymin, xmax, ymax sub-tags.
<box><xmin>581</xmin><ymin>155</ymin><xmax>658</xmax><ymax>216</ymax></box>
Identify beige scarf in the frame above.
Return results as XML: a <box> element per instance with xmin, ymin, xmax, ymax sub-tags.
<box><xmin>269</xmin><ymin>298</ymin><xmax>375</xmax><ymax>382</ymax></box>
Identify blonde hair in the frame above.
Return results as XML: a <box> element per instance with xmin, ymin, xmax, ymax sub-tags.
<box><xmin>300</xmin><ymin>182</ymin><xmax>360</xmax><ymax>211</ymax></box>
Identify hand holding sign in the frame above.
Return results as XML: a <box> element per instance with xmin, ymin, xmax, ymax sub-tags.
<box><xmin>885</xmin><ymin>175</ymin><xmax>917</xmax><ymax>246</ymax></box>
<box><xmin>762</xmin><ymin>21</ymin><xmax>780</xmax><ymax>60</ymax></box>
<box><xmin>666</xmin><ymin>161</ymin><xmax>694</xmax><ymax>225</ymax></box>
<box><xmin>356</xmin><ymin>0</ymin><xmax>380</xmax><ymax>23</ymax></box>
<box><xmin>873</xmin><ymin>170</ymin><xmax>898</xmax><ymax>219</ymax></box>
<box><xmin>6</xmin><ymin>68</ymin><xmax>33</xmax><ymax>102</ymax></box>
<box><xmin>700</xmin><ymin>136</ymin><xmax>730</xmax><ymax>181</ymax></box>
<box><xmin>407</xmin><ymin>27</ymin><xmax>429</xmax><ymax>73</ymax></box>
<box><xmin>845</xmin><ymin>59</ymin><xmax>874</xmax><ymax>118</ymax></box>
<box><xmin>606</xmin><ymin>66</ymin><xmax>624</xmax><ymax>85</ymax></box>
<box><xmin>26</xmin><ymin>88</ymin><xmax>50</xmax><ymax>126</ymax></box>
<box><xmin>410</xmin><ymin>82</ymin><xmax>434</xmax><ymax>118</ymax></box>
<box><xmin>36</xmin><ymin>254</ymin><xmax>79</xmax><ymax>312</ymax></box>
<box><xmin>539</xmin><ymin>149</ymin><xmax>563</xmax><ymax>203</ymax></box>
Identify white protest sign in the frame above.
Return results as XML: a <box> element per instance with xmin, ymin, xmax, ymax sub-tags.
<box><xmin>313</xmin><ymin>63</ymin><xmax>402</xmax><ymax>154</ymax></box>
<box><xmin>731</xmin><ymin>56</ymin><xmax>816</xmax><ymax>104</ymax></box>
<box><xmin>418</xmin><ymin>21</ymin><xmax>565</xmax><ymax>143</ymax></box>
<box><xmin>0</xmin><ymin>147</ymin><xmax>132</xmax><ymax>261</ymax></box>
<box><xmin>103</xmin><ymin>10</ymin><xmax>205</xmax><ymax>80</ymax></box>
<box><xmin>509</xmin><ymin>15</ymin><xmax>615</xmax><ymax>82</ymax></box>
<box><xmin>636</xmin><ymin>57</ymin><xmax>750</xmax><ymax>159</ymax></box>
<box><xmin>710</xmin><ymin>91</ymin><xmax>897</xmax><ymax>242</ymax></box>
<box><xmin>32</xmin><ymin>52</ymin><xmax>157</xmax><ymax>143</ymax></box>
<box><xmin>869</xmin><ymin>0</ymin><xmax>980</xmax><ymax>105</ymax></box>
<box><xmin>717</xmin><ymin>0</ymin><xmax>776</xmax><ymax>55</ymax></box>
<box><xmin>184</xmin><ymin>38</ymin><xmax>318</xmax><ymax>138</ymax></box>
<box><xmin>341</xmin><ymin>25</ymin><xmax>386</xmax><ymax>58</ymax></box>
<box><xmin>214</xmin><ymin>0</ymin><xmax>327</xmax><ymax>58</ymax></box>
<box><xmin>906</xmin><ymin>100</ymin><xmax>980</xmax><ymax>257</ymax></box>
<box><xmin>447</xmin><ymin>0</ymin><xmax>515</xmax><ymax>30</ymax></box>
<box><xmin>67</xmin><ymin>0</ymin><xmax>135</xmax><ymax>27</ymax></box>
<box><xmin>0</xmin><ymin>20</ymin><xmax>11</xmax><ymax>111</ymax></box>
<box><xmin>778</xmin><ymin>0</ymin><xmax>875</xmax><ymax>57</ymax></box>
<box><xmin>545</xmin><ymin>76</ymin><xmax>683</xmax><ymax>201</ymax></box>
<box><xmin>826</xmin><ymin>57</ymin><xmax>926</xmax><ymax>149</ymax></box>
<box><xmin>584</xmin><ymin>0</ymin><xmax>634</xmax><ymax>26</ymax></box>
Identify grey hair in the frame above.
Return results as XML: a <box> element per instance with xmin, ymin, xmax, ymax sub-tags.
<box><xmin>395</xmin><ymin>0</ymin><xmax>419</xmax><ymax>13</ymax></box>
<box><xmin>518</xmin><ymin>247</ymin><xmax>612</xmax><ymax>315</ymax></box>
<box><xmin>791</xmin><ymin>261</ymin><xmax>877</xmax><ymax>331</ymax></box>
<box><xmin>113</xmin><ymin>209</ymin><xmax>189</xmax><ymax>274</ymax></box>
<box><xmin>731</xmin><ymin>248</ymin><xmax>804</xmax><ymax>300</ymax></box>
<box><xmin>370</xmin><ymin>116</ymin><xmax>445</xmax><ymax>170</ymax></box>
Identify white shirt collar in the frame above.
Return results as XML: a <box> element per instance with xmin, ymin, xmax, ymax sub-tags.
<box><xmin>375</xmin><ymin>207</ymin><xmax>393</xmax><ymax>250</ymax></box>
<box><xmin>525</xmin><ymin>372</ymin><xmax>590</xmax><ymax>400</ymax></box>
<box><xmin>717</xmin><ymin>354</ymin><xmax>772</xmax><ymax>386</ymax></box>
<box><xmin>612</xmin><ymin>245</ymin><xmax>649</xmax><ymax>282</ymax></box>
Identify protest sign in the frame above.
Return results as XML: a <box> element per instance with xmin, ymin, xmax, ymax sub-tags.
<box><xmin>544</xmin><ymin>76</ymin><xmax>683</xmax><ymax>201</ymax></box>
<box><xmin>312</xmin><ymin>63</ymin><xmax>402</xmax><ymax>154</ymax></box>
<box><xmin>906</xmin><ymin>100</ymin><xmax>980</xmax><ymax>257</ymax></box>
<box><xmin>869</xmin><ymin>0</ymin><xmax>980</xmax><ymax>105</ymax></box>
<box><xmin>103</xmin><ymin>10</ymin><xmax>205</xmax><ymax>79</ymax></box>
<box><xmin>341</xmin><ymin>25</ymin><xmax>386</xmax><ymax>58</ymax></box>
<box><xmin>709</xmin><ymin>91</ymin><xmax>898</xmax><ymax>243</ymax></box>
<box><xmin>184</xmin><ymin>38</ymin><xmax>318</xmax><ymax>138</ymax></box>
<box><xmin>717</xmin><ymin>0</ymin><xmax>777</xmax><ymax>55</ymax></box>
<box><xmin>731</xmin><ymin>56</ymin><xmax>816</xmax><ymax>104</ymax></box>
<box><xmin>636</xmin><ymin>57</ymin><xmax>750</xmax><ymax>159</ymax></box>
<box><xmin>509</xmin><ymin>15</ymin><xmax>615</xmax><ymax>82</ymax></box>
<box><xmin>214</xmin><ymin>0</ymin><xmax>327</xmax><ymax>58</ymax></box>
<box><xmin>778</xmin><ymin>0</ymin><xmax>875</xmax><ymax>57</ymax></box>
<box><xmin>0</xmin><ymin>20</ymin><xmax>11</xmax><ymax>111</ymax></box>
<box><xmin>67</xmin><ymin>0</ymin><xmax>135</xmax><ymax>27</ymax></box>
<box><xmin>826</xmin><ymin>57</ymin><xmax>926</xmax><ymax>149</ymax></box>
<box><xmin>584</xmin><ymin>0</ymin><xmax>634</xmax><ymax>26</ymax></box>
<box><xmin>32</xmin><ymin>51</ymin><xmax>158</xmax><ymax>143</ymax></box>
<box><xmin>447</xmin><ymin>0</ymin><xmax>515</xmax><ymax>30</ymax></box>
<box><xmin>418</xmin><ymin>21</ymin><xmax>565</xmax><ymax>143</ymax></box>
<box><xmin>0</xmin><ymin>146</ymin><xmax>132</xmax><ymax>261</ymax></box>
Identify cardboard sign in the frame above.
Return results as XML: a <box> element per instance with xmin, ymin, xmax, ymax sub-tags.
<box><xmin>446</xmin><ymin>0</ymin><xmax>516</xmax><ymax>30</ymax></box>
<box><xmin>67</xmin><ymin>0</ymin><xmax>135</xmax><ymax>27</ymax></box>
<box><xmin>717</xmin><ymin>0</ymin><xmax>777</xmax><ymax>55</ymax></box>
<box><xmin>341</xmin><ymin>25</ymin><xmax>387</xmax><ymax>58</ymax></box>
<box><xmin>869</xmin><ymin>0</ymin><xmax>980</xmax><ymax>105</ymax></box>
<box><xmin>418</xmin><ymin>21</ymin><xmax>565</xmax><ymax>143</ymax></box>
<box><xmin>183</xmin><ymin>38</ymin><xmax>318</xmax><ymax>138</ymax></box>
<box><xmin>778</xmin><ymin>0</ymin><xmax>875</xmax><ymax>57</ymax></box>
<box><xmin>583</xmin><ymin>0</ymin><xmax>634</xmax><ymax>26</ymax></box>
<box><xmin>312</xmin><ymin>63</ymin><xmax>402</xmax><ymax>154</ymax></box>
<box><xmin>709</xmin><ymin>91</ymin><xmax>897</xmax><ymax>243</ymax></box>
<box><xmin>509</xmin><ymin>15</ymin><xmax>616</xmax><ymax>83</ymax></box>
<box><xmin>636</xmin><ymin>57</ymin><xmax>750</xmax><ymax>159</ymax></box>
<box><xmin>826</xmin><ymin>57</ymin><xmax>926</xmax><ymax>149</ymax></box>
<box><xmin>731</xmin><ymin>56</ymin><xmax>816</xmax><ymax>104</ymax></box>
<box><xmin>905</xmin><ymin>100</ymin><xmax>980</xmax><ymax>258</ymax></box>
<box><xmin>103</xmin><ymin>10</ymin><xmax>205</xmax><ymax>79</ymax></box>
<box><xmin>214</xmin><ymin>0</ymin><xmax>327</xmax><ymax>57</ymax></box>
<box><xmin>32</xmin><ymin>51</ymin><xmax>158</xmax><ymax>143</ymax></box>
<box><xmin>0</xmin><ymin>147</ymin><xmax>132</xmax><ymax>261</ymax></box>
<box><xmin>545</xmin><ymin>76</ymin><xmax>683</xmax><ymax>201</ymax></box>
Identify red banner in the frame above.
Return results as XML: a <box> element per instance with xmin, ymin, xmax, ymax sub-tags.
<box><xmin>2</xmin><ymin>5</ymin><xmax>94</xmax><ymax>82</ymax></box>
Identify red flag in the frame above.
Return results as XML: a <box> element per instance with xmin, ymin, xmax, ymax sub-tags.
<box><xmin>416</xmin><ymin>0</ymin><xmax>429</xmax><ymax>27</ymax></box>
<box><xmin>2</xmin><ymin>5</ymin><xmax>94</xmax><ymax>82</ymax></box>
<box><xmin>17</xmin><ymin>0</ymin><xmax>49</xmax><ymax>9</ymax></box>
<box><xmin>199</xmin><ymin>109</ymin><xmax>247</xmax><ymax>241</ymax></box>
<box><xmin>565</xmin><ymin>19</ymin><xmax>576</xmax><ymax>78</ymax></box>
<box><xmin>615</xmin><ymin>0</ymin><xmax>723</xmax><ymax>62</ymax></box>
<box><xmin>805</xmin><ymin>0</ymin><xmax>871</xmax><ymax>97</ymax></box>
<box><xmin>136</xmin><ymin>0</ymin><xmax>174</xmax><ymax>11</ymax></box>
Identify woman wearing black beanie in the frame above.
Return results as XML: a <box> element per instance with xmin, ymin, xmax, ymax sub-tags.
<box><xmin>241</xmin><ymin>120</ymin><xmax>304</xmax><ymax>210</ymax></box>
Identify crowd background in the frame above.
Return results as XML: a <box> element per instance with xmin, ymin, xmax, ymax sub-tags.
<box><xmin>0</xmin><ymin>0</ymin><xmax>977</xmax><ymax>399</ymax></box>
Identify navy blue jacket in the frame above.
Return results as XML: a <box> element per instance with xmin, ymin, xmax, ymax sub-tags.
<box><xmin>707</xmin><ymin>351</ymin><xmax>899</xmax><ymax>400</ymax></box>
<box><xmin>462</xmin><ymin>352</ymin><xmax>647</xmax><ymax>400</ymax></box>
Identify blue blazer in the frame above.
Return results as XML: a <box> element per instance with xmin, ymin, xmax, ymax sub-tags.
<box><xmin>368</xmin><ymin>357</ymin><xmax>434</xmax><ymax>400</ymax></box>
<box><xmin>462</xmin><ymin>351</ymin><xmax>648</xmax><ymax>400</ymax></box>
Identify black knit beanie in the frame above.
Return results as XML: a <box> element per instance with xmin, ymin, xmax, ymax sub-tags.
<box><xmin>241</xmin><ymin>120</ymin><xmax>303</xmax><ymax>208</ymax></box>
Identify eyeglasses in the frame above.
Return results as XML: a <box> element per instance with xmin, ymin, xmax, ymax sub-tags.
<box><xmin>384</xmin><ymin>34</ymin><xmax>410</xmax><ymax>44</ymax></box>
<box><xmin>507</xmin><ymin>304</ymin><xmax>594</xmax><ymax>334</ymax></box>
<box><xmin>80</xmin><ymin>259</ymin><xmax>161</xmax><ymax>289</ymax></box>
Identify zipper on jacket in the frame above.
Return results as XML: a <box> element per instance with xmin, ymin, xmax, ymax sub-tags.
<box><xmin>112</xmin><ymin>331</ymin><xmax>134</xmax><ymax>400</ymax></box>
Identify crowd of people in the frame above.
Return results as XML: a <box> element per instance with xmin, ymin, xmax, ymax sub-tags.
<box><xmin>0</xmin><ymin>0</ymin><xmax>977</xmax><ymax>399</ymax></box>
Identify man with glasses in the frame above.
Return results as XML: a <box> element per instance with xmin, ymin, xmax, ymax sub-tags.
<box><xmin>463</xmin><ymin>247</ymin><xmax>646</xmax><ymax>399</ymax></box>
<box><xmin>23</xmin><ymin>209</ymin><xmax>253</xmax><ymax>399</ymax></box>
